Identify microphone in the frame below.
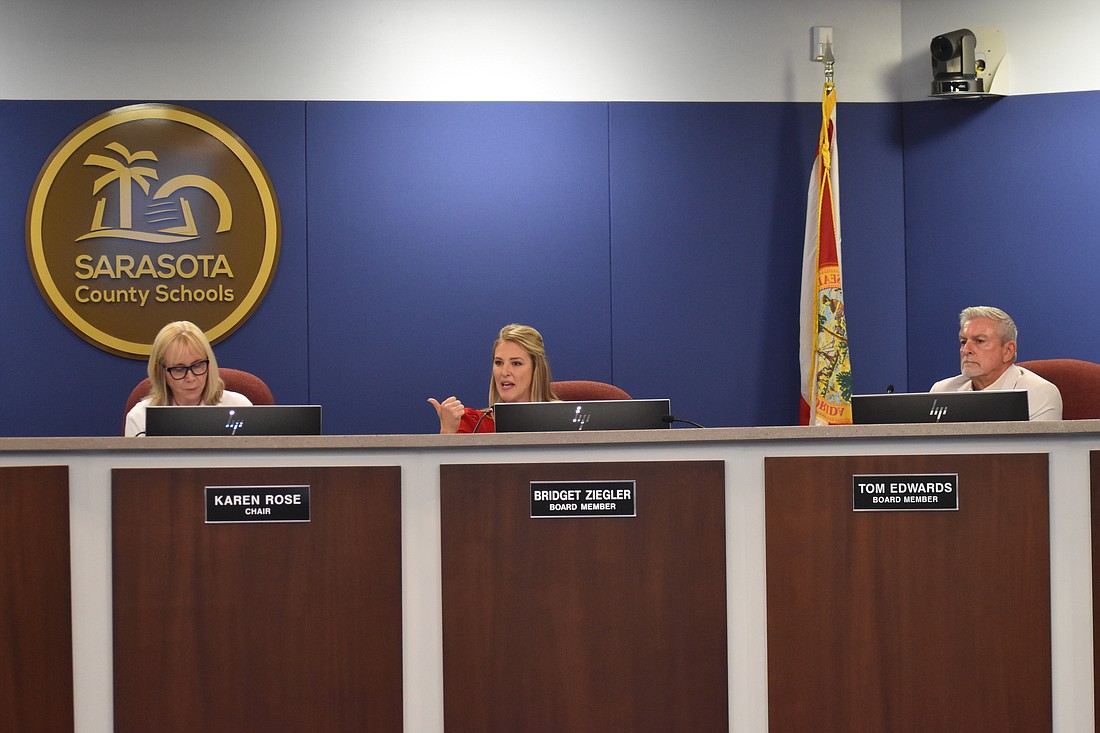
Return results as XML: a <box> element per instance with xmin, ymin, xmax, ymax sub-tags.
<box><xmin>662</xmin><ymin>414</ymin><xmax>706</xmax><ymax>429</ymax></box>
<box><xmin>471</xmin><ymin>406</ymin><xmax>494</xmax><ymax>433</ymax></box>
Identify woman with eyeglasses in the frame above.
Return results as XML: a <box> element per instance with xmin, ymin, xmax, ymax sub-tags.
<box><xmin>124</xmin><ymin>320</ymin><xmax>252</xmax><ymax>436</ymax></box>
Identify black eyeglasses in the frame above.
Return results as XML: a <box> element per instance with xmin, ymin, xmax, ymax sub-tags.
<box><xmin>164</xmin><ymin>359</ymin><xmax>209</xmax><ymax>380</ymax></box>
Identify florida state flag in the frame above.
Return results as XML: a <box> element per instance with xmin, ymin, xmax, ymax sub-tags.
<box><xmin>799</xmin><ymin>81</ymin><xmax>852</xmax><ymax>425</ymax></box>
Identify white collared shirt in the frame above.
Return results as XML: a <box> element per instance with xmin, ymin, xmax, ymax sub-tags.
<box><xmin>930</xmin><ymin>364</ymin><xmax>1063</xmax><ymax>420</ymax></box>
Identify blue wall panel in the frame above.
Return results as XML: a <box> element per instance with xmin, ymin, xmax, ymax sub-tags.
<box><xmin>839</xmin><ymin>102</ymin><xmax>909</xmax><ymax>395</ymax></box>
<box><xmin>903</xmin><ymin>91</ymin><xmax>1100</xmax><ymax>393</ymax></box>
<box><xmin>608</xmin><ymin>102</ymin><xmax>907</xmax><ymax>427</ymax></box>
<box><xmin>305</xmin><ymin>103</ymin><xmax>613</xmax><ymax>435</ymax></box>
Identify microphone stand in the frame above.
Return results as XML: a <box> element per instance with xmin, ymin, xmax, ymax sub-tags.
<box><xmin>470</xmin><ymin>407</ymin><xmax>494</xmax><ymax>433</ymax></box>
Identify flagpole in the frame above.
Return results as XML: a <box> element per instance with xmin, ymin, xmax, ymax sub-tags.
<box><xmin>800</xmin><ymin>36</ymin><xmax>852</xmax><ymax>425</ymax></box>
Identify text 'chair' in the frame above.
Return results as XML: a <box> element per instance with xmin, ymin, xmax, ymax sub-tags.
<box><xmin>122</xmin><ymin>368</ymin><xmax>275</xmax><ymax>434</ymax></box>
<box><xmin>550</xmin><ymin>380</ymin><xmax>632</xmax><ymax>401</ymax></box>
<box><xmin>1016</xmin><ymin>358</ymin><xmax>1100</xmax><ymax>420</ymax></box>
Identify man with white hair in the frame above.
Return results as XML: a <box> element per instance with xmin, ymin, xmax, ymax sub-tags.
<box><xmin>930</xmin><ymin>306</ymin><xmax>1062</xmax><ymax>420</ymax></box>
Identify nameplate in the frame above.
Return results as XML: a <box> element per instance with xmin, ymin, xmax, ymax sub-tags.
<box><xmin>530</xmin><ymin>480</ymin><xmax>636</xmax><ymax>518</ymax></box>
<box><xmin>205</xmin><ymin>485</ymin><xmax>311</xmax><ymax>523</ymax></box>
<box><xmin>853</xmin><ymin>474</ymin><xmax>959</xmax><ymax>511</ymax></box>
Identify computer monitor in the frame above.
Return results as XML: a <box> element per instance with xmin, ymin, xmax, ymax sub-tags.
<box><xmin>851</xmin><ymin>390</ymin><xmax>1029</xmax><ymax>425</ymax></box>
<box><xmin>493</xmin><ymin>399</ymin><xmax>672</xmax><ymax>433</ymax></box>
<box><xmin>144</xmin><ymin>405</ymin><xmax>323</xmax><ymax>436</ymax></box>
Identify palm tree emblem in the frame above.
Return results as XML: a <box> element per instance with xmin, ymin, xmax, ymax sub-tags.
<box><xmin>78</xmin><ymin>141</ymin><xmax>232</xmax><ymax>243</ymax></box>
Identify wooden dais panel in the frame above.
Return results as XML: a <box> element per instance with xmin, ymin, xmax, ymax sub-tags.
<box><xmin>765</xmin><ymin>454</ymin><xmax>1051</xmax><ymax>732</ymax></box>
<box><xmin>112</xmin><ymin>466</ymin><xmax>402</xmax><ymax>733</ymax></box>
<box><xmin>441</xmin><ymin>460</ymin><xmax>727</xmax><ymax>733</ymax></box>
<box><xmin>1090</xmin><ymin>450</ymin><xmax>1100</xmax><ymax>729</ymax></box>
<box><xmin>0</xmin><ymin>465</ymin><xmax>73</xmax><ymax>733</ymax></box>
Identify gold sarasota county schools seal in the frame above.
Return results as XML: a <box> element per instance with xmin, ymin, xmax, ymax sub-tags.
<box><xmin>26</xmin><ymin>103</ymin><xmax>280</xmax><ymax>358</ymax></box>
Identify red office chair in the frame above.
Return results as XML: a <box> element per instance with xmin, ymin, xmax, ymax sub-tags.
<box><xmin>1016</xmin><ymin>359</ymin><xmax>1100</xmax><ymax>420</ymax></box>
<box><xmin>550</xmin><ymin>380</ymin><xmax>632</xmax><ymax>401</ymax></box>
<box><xmin>122</xmin><ymin>368</ymin><xmax>275</xmax><ymax>434</ymax></box>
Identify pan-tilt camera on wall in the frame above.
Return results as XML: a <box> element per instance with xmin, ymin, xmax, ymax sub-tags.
<box><xmin>930</xmin><ymin>27</ymin><xmax>1005</xmax><ymax>98</ymax></box>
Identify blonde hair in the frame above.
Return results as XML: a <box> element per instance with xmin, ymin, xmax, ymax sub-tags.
<box><xmin>487</xmin><ymin>324</ymin><xmax>559</xmax><ymax>405</ymax></box>
<box><xmin>145</xmin><ymin>321</ymin><xmax>226</xmax><ymax>406</ymax></box>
